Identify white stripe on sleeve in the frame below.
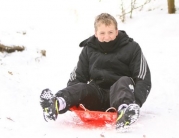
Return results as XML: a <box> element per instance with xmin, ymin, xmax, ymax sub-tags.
<box><xmin>138</xmin><ymin>53</ymin><xmax>147</xmax><ymax>80</ymax></box>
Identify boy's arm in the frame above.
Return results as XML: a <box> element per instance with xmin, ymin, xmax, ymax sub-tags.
<box><xmin>130</xmin><ymin>43</ymin><xmax>152</xmax><ymax>107</ymax></box>
<box><xmin>67</xmin><ymin>47</ymin><xmax>90</xmax><ymax>86</ymax></box>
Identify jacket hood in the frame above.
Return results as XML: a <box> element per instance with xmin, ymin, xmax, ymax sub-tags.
<box><xmin>79</xmin><ymin>30</ymin><xmax>133</xmax><ymax>53</ymax></box>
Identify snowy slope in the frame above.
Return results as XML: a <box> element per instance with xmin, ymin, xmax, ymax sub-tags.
<box><xmin>0</xmin><ymin>0</ymin><xmax>179</xmax><ymax>138</ymax></box>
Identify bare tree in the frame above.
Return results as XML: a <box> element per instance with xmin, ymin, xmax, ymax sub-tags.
<box><xmin>167</xmin><ymin>0</ymin><xmax>175</xmax><ymax>14</ymax></box>
<box><xmin>118</xmin><ymin>0</ymin><xmax>151</xmax><ymax>22</ymax></box>
<box><xmin>120</xmin><ymin>0</ymin><xmax>125</xmax><ymax>22</ymax></box>
<box><xmin>130</xmin><ymin>0</ymin><xmax>137</xmax><ymax>18</ymax></box>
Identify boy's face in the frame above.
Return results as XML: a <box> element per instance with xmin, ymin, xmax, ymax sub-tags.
<box><xmin>95</xmin><ymin>23</ymin><xmax>118</xmax><ymax>42</ymax></box>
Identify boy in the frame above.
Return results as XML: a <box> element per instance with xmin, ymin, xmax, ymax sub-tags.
<box><xmin>40</xmin><ymin>13</ymin><xmax>151</xmax><ymax>130</ymax></box>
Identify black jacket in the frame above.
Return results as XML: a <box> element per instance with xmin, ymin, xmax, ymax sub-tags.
<box><xmin>68</xmin><ymin>31</ymin><xmax>151</xmax><ymax>106</ymax></box>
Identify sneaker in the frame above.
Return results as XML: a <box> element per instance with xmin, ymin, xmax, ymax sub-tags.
<box><xmin>116</xmin><ymin>103</ymin><xmax>140</xmax><ymax>130</ymax></box>
<box><xmin>40</xmin><ymin>89</ymin><xmax>59</xmax><ymax>122</ymax></box>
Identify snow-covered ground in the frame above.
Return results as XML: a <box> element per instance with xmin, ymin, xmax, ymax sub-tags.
<box><xmin>0</xmin><ymin>0</ymin><xmax>179</xmax><ymax>138</ymax></box>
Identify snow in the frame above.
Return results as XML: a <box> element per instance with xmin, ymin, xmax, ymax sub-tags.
<box><xmin>0</xmin><ymin>0</ymin><xmax>179</xmax><ymax>138</ymax></box>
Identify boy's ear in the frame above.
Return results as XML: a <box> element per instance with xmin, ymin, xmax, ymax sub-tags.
<box><xmin>95</xmin><ymin>31</ymin><xmax>97</xmax><ymax>38</ymax></box>
<box><xmin>116</xmin><ymin>30</ymin><xmax>119</xmax><ymax>35</ymax></box>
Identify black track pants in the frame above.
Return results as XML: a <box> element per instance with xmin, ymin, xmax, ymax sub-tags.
<box><xmin>109</xmin><ymin>76</ymin><xmax>135</xmax><ymax>110</ymax></box>
<box><xmin>56</xmin><ymin>76</ymin><xmax>135</xmax><ymax>112</ymax></box>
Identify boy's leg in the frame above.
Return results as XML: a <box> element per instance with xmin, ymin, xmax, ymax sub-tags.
<box><xmin>109</xmin><ymin>76</ymin><xmax>135</xmax><ymax>109</ymax></box>
<box><xmin>55</xmin><ymin>82</ymin><xmax>104</xmax><ymax>113</ymax></box>
<box><xmin>109</xmin><ymin>76</ymin><xmax>140</xmax><ymax>130</ymax></box>
<box><xmin>40</xmin><ymin>82</ymin><xmax>107</xmax><ymax>121</ymax></box>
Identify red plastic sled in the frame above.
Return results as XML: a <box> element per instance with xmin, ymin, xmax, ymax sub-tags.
<box><xmin>70</xmin><ymin>104</ymin><xmax>117</xmax><ymax>126</ymax></box>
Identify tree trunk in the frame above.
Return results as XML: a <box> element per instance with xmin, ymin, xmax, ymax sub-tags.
<box><xmin>167</xmin><ymin>0</ymin><xmax>175</xmax><ymax>14</ymax></box>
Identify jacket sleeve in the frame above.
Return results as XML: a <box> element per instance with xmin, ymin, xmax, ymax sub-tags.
<box><xmin>129</xmin><ymin>43</ymin><xmax>152</xmax><ymax>107</ymax></box>
<box><xmin>67</xmin><ymin>47</ymin><xmax>90</xmax><ymax>86</ymax></box>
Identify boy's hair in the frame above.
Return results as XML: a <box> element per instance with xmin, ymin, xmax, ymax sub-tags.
<box><xmin>94</xmin><ymin>13</ymin><xmax>118</xmax><ymax>31</ymax></box>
